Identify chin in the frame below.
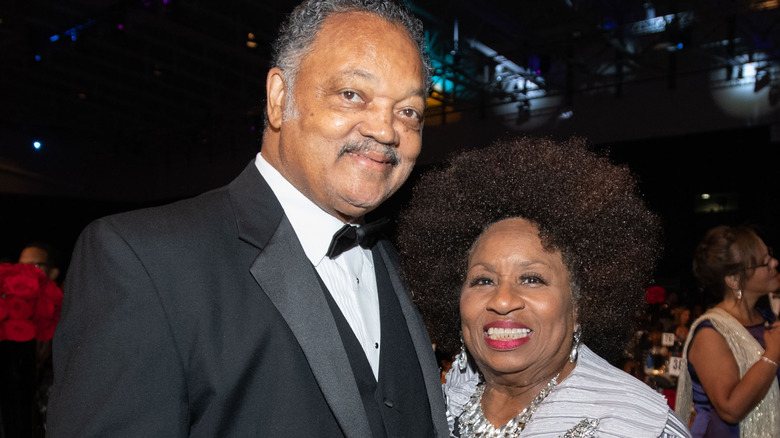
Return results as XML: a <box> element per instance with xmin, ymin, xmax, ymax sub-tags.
<box><xmin>342</xmin><ymin>191</ymin><xmax>391</xmax><ymax>213</ymax></box>
<box><xmin>333</xmin><ymin>200</ymin><xmax>377</xmax><ymax>221</ymax></box>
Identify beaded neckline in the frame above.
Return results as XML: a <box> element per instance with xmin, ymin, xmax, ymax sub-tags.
<box><xmin>457</xmin><ymin>372</ymin><xmax>560</xmax><ymax>438</ymax></box>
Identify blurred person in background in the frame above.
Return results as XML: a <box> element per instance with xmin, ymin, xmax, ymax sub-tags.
<box><xmin>19</xmin><ymin>242</ymin><xmax>61</xmax><ymax>284</ymax></box>
<box><xmin>673</xmin><ymin>305</ymin><xmax>692</xmax><ymax>342</ymax></box>
<box><xmin>676</xmin><ymin>225</ymin><xmax>780</xmax><ymax>437</ymax></box>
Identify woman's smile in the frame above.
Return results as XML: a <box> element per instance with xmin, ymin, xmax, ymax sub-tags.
<box><xmin>484</xmin><ymin>321</ymin><xmax>532</xmax><ymax>349</ymax></box>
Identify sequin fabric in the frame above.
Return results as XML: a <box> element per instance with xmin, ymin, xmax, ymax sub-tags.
<box><xmin>560</xmin><ymin>419</ymin><xmax>599</xmax><ymax>437</ymax></box>
<box><xmin>457</xmin><ymin>373</ymin><xmax>559</xmax><ymax>438</ymax></box>
<box><xmin>445</xmin><ymin>345</ymin><xmax>690</xmax><ymax>437</ymax></box>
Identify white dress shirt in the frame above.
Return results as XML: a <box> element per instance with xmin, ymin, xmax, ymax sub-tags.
<box><xmin>255</xmin><ymin>153</ymin><xmax>382</xmax><ymax>379</ymax></box>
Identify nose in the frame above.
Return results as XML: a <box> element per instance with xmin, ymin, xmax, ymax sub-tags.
<box><xmin>486</xmin><ymin>282</ymin><xmax>525</xmax><ymax>315</ymax></box>
<box><xmin>358</xmin><ymin>104</ymin><xmax>398</xmax><ymax>145</ymax></box>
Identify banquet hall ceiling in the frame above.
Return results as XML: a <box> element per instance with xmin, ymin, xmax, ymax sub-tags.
<box><xmin>1</xmin><ymin>0</ymin><xmax>779</xmax><ymax>168</ymax></box>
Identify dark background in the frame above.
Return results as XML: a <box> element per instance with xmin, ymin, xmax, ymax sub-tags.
<box><xmin>2</xmin><ymin>0</ymin><xmax>779</xmax><ymax>309</ymax></box>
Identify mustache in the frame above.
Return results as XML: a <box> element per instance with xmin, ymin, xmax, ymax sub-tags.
<box><xmin>339</xmin><ymin>140</ymin><xmax>400</xmax><ymax>166</ymax></box>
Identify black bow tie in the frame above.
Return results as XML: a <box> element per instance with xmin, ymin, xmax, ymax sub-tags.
<box><xmin>326</xmin><ymin>218</ymin><xmax>390</xmax><ymax>259</ymax></box>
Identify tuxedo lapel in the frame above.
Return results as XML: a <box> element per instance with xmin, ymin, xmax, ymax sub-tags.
<box><xmin>230</xmin><ymin>163</ymin><xmax>371</xmax><ymax>438</ymax></box>
<box><xmin>249</xmin><ymin>218</ymin><xmax>371</xmax><ymax>437</ymax></box>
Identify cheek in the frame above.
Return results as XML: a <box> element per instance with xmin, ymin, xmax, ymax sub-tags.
<box><xmin>534</xmin><ymin>293</ymin><xmax>567</xmax><ymax>315</ymax></box>
<box><xmin>331</xmin><ymin>118</ymin><xmax>349</xmax><ymax>130</ymax></box>
<box><xmin>299</xmin><ymin>108</ymin><xmax>353</xmax><ymax>140</ymax></box>
<box><xmin>536</xmin><ymin>296</ymin><xmax>574</xmax><ymax>334</ymax></box>
<box><xmin>459</xmin><ymin>293</ymin><xmax>481</xmax><ymax>333</ymax></box>
<box><xmin>398</xmin><ymin>133</ymin><xmax>422</xmax><ymax>158</ymax></box>
<box><xmin>459</xmin><ymin>297</ymin><xmax>470</xmax><ymax>328</ymax></box>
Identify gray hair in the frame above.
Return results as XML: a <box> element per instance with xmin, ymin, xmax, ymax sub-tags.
<box><xmin>270</xmin><ymin>0</ymin><xmax>432</xmax><ymax>112</ymax></box>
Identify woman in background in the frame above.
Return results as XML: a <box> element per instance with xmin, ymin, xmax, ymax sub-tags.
<box><xmin>676</xmin><ymin>225</ymin><xmax>780</xmax><ymax>437</ymax></box>
<box><xmin>674</xmin><ymin>306</ymin><xmax>692</xmax><ymax>342</ymax></box>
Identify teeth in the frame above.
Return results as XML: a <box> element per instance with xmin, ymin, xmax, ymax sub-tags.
<box><xmin>486</xmin><ymin>327</ymin><xmax>531</xmax><ymax>340</ymax></box>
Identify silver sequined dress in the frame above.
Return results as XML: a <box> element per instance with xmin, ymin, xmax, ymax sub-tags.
<box><xmin>444</xmin><ymin>344</ymin><xmax>691</xmax><ymax>438</ymax></box>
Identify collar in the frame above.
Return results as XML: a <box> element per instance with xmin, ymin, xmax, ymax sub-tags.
<box><xmin>255</xmin><ymin>152</ymin><xmax>347</xmax><ymax>267</ymax></box>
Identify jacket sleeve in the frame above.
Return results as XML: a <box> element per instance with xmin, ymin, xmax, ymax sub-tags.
<box><xmin>47</xmin><ymin>218</ymin><xmax>188</xmax><ymax>437</ymax></box>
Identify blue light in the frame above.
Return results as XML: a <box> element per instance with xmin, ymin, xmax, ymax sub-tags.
<box><xmin>34</xmin><ymin>55</ymin><xmax>41</xmax><ymax>61</ymax></box>
<box><xmin>676</xmin><ymin>43</ymin><xmax>684</xmax><ymax>50</ymax></box>
<box><xmin>430</xmin><ymin>58</ymin><xmax>455</xmax><ymax>94</ymax></box>
<box><xmin>48</xmin><ymin>20</ymin><xmax>93</xmax><ymax>46</ymax></box>
<box><xmin>33</xmin><ymin>141</ymin><xmax>42</xmax><ymax>150</ymax></box>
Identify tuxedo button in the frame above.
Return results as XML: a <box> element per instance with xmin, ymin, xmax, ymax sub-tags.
<box><xmin>383</xmin><ymin>398</ymin><xmax>394</xmax><ymax>408</ymax></box>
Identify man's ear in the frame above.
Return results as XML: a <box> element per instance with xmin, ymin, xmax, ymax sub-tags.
<box><xmin>266</xmin><ymin>68</ymin><xmax>286</xmax><ymax>130</ymax></box>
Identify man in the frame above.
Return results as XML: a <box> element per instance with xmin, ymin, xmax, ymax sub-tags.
<box><xmin>18</xmin><ymin>242</ymin><xmax>61</xmax><ymax>283</ymax></box>
<box><xmin>47</xmin><ymin>1</ymin><xmax>448</xmax><ymax>437</ymax></box>
<box><xmin>0</xmin><ymin>242</ymin><xmax>62</xmax><ymax>438</ymax></box>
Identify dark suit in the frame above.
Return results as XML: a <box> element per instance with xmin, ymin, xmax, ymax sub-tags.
<box><xmin>48</xmin><ymin>163</ymin><xmax>448</xmax><ymax>437</ymax></box>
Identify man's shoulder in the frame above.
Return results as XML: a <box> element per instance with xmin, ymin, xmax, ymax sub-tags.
<box><xmin>109</xmin><ymin>185</ymin><xmax>229</xmax><ymax>227</ymax></box>
<box><xmin>94</xmin><ymin>161</ymin><xmax>264</xmax><ymax>233</ymax></box>
<box><xmin>80</xmin><ymin>184</ymin><xmax>234</xmax><ymax>247</ymax></box>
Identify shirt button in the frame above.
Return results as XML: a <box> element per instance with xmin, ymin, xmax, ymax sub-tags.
<box><xmin>374</xmin><ymin>342</ymin><xmax>379</xmax><ymax>349</ymax></box>
<box><xmin>383</xmin><ymin>398</ymin><xmax>394</xmax><ymax>408</ymax></box>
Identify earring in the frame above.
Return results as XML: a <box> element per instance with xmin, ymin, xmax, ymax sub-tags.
<box><xmin>736</xmin><ymin>289</ymin><xmax>743</xmax><ymax>300</ymax></box>
<box><xmin>456</xmin><ymin>333</ymin><xmax>468</xmax><ymax>371</ymax></box>
<box><xmin>569</xmin><ymin>324</ymin><xmax>582</xmax><ymax>363</ymax></box>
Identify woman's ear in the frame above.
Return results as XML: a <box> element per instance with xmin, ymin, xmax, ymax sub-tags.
<box><xmin>725</xmin><ymin>274</ymin><xmax>740</xmax><ymax>292</ymax></box>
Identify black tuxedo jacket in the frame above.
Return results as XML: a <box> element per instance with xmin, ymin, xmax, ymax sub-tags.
<box><xmin>48</xmin><ymin>163</ymin><xmax>448</xmax><ymax>437</ymax></box>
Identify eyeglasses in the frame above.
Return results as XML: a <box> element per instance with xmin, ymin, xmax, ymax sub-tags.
<box><xmin>743</xmin><ymin>247</ymin><xmax>774</xmax><ymax>270</ymax></box>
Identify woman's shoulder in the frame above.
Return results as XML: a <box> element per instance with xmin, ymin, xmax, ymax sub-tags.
<box><xmin>525</xmin><ymin>345</ymin><xmax>677</xmax><ymax>437</ymax></box>
<box><xmin>569</xmin><ymin>345</ymin><xmax>669</xmax><ymax>404</ymax></box>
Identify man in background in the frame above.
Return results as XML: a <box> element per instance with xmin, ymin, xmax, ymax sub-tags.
<box><xmin>19</xmin><ymin>242</ymin><xmax>61</xmax><ymax>283</ymax></box>
<box><xmin>0</xmin><ymin>242</ymin><xmax>62</xmax><ymax>438</ymax></box>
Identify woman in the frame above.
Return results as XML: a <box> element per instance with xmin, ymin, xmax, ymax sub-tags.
<box><xmin>673</xmin><ymin>306</ymin><xmax>692</xmax><ymax>342</ymax></box>
<box><xmin>675</xmin><ymin>225</ymin><xmax>780</xmax><ymax>437</ymax></box>
<box><xmin>397</xmin><ymin>136</ymin><xmax>690</xmax><ymax>437</ymax></box>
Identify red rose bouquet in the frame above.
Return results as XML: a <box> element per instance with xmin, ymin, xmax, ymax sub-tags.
<box><xmin>645</xmin><ymin>285</ymin><xmax>667</xmax><ymax>305</ymax></box>
<box><xmin>0</xmin><ymin>263</ymin><xmax>63</xmax><ymax>342</ymax></box>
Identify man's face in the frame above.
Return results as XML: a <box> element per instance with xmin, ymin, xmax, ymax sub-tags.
<box><xmin>265</xmin><ymin>11</ymin><xmax>426</xmax><ymax>222</ymax></box>
<box><xmin>19</xmin><ymin>246</ymin><xmax>58</xmax><ymax>281</ymax></box>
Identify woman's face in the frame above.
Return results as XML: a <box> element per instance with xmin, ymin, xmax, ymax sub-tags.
<box><xmin>680</xmin><ymin>309</ymin><xmax>690</xmax><ymax>325</ymax></box>
<box><xmin>742</xmin><ymin>238</ymin><xmax>780</xmax><ymax>296</ymax></box>
<box><xmin>460</xmin><ymin>217</ymin><xmax>576</xmax><ymax>385</ymax></box>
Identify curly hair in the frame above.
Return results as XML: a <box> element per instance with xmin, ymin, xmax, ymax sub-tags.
<box><xmin>396</xmin><ymin>136</ymin><xmax>663</xmax><ymax>365</ymax></box>
<box><xmin>271</xmin><ymin>0</ymin><xmax>432</xmax><ymax>103</ymax></box>
<box><xmin>692</xmin><ymin>225</ymin><xmax>764</xmax><ymax>300</ymax></box>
